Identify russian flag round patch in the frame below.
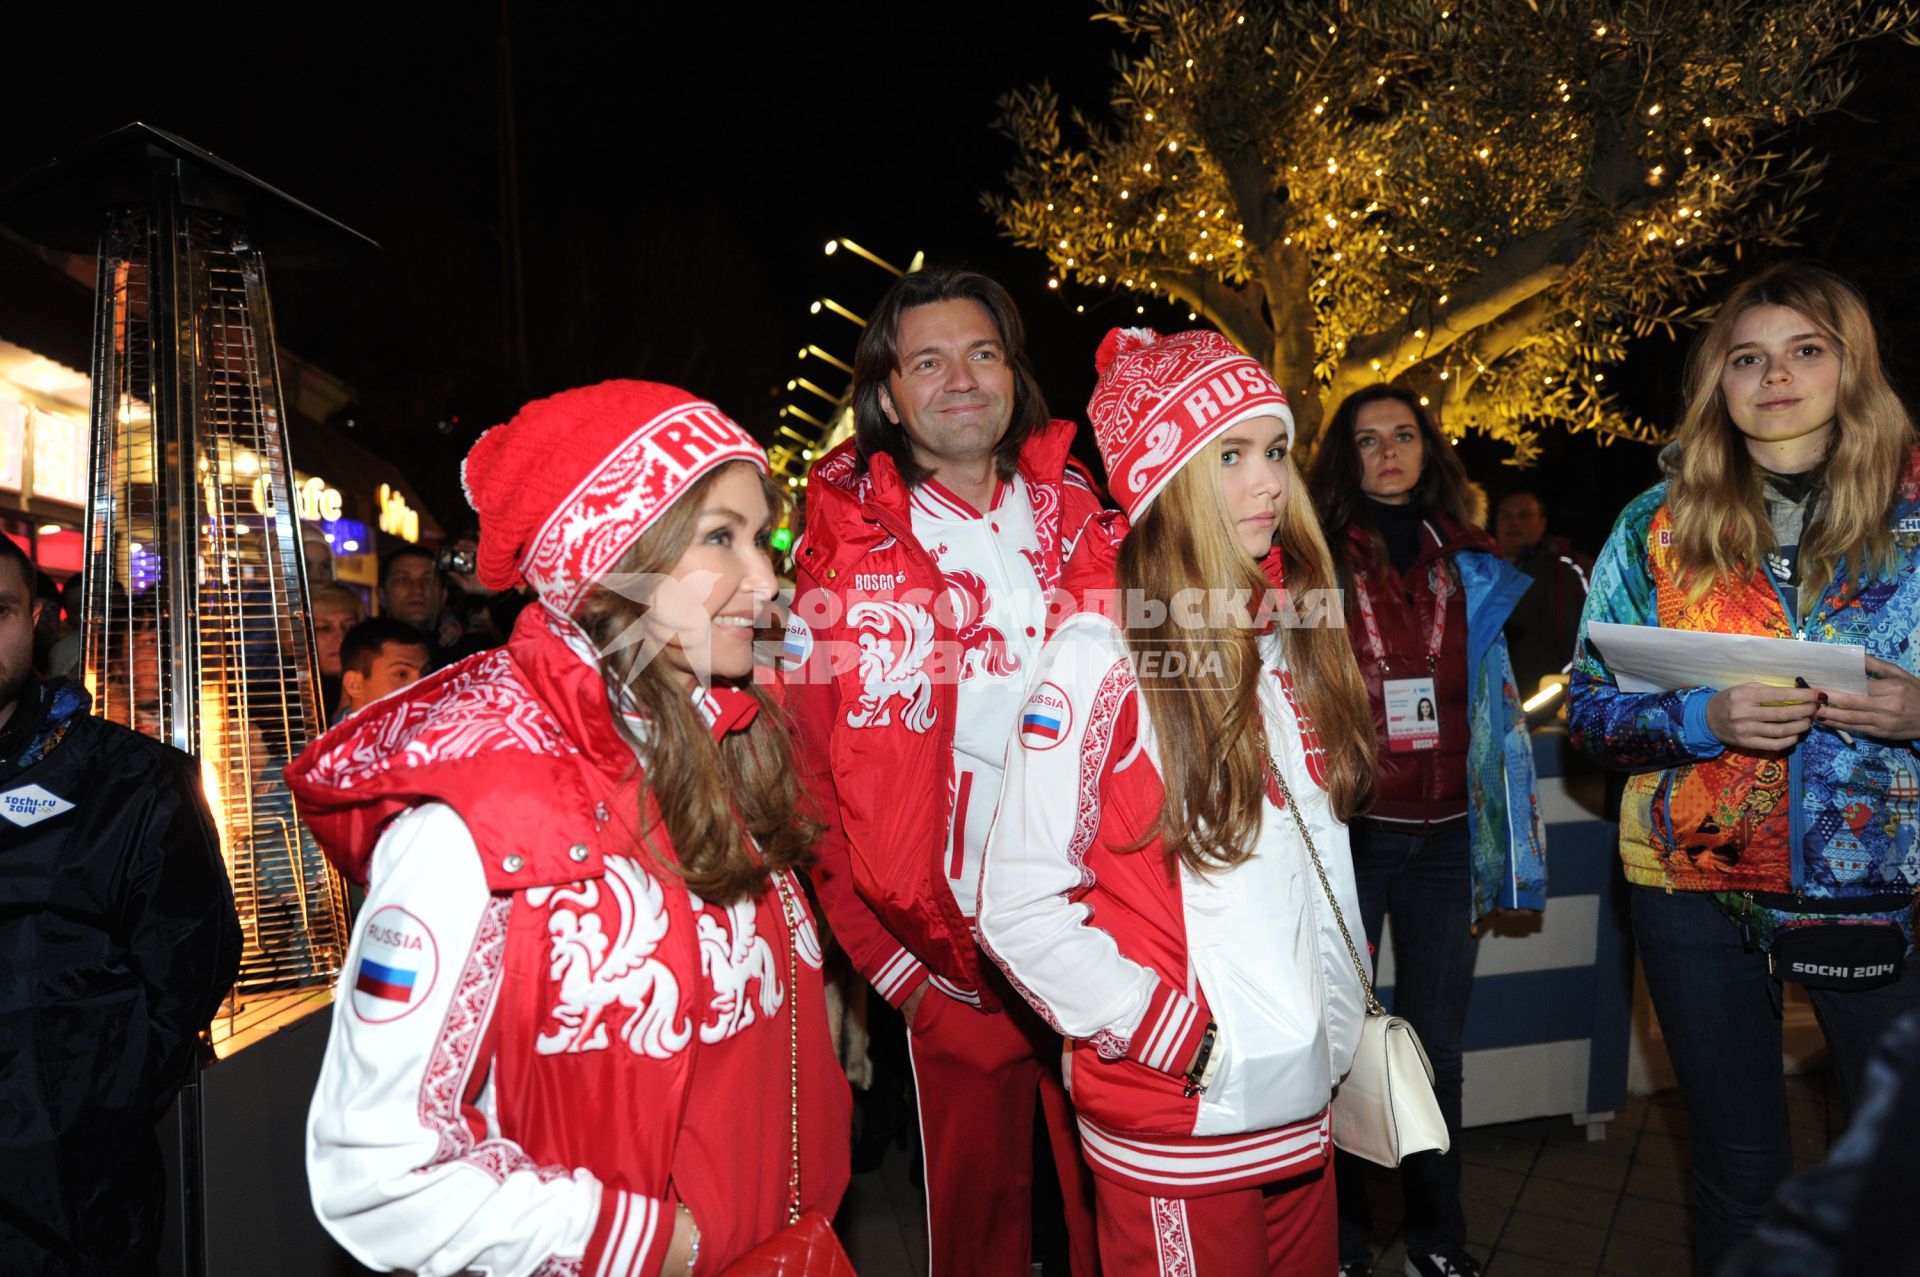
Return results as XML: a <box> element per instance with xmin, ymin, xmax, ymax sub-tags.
<box><xmin>352</xmin><ymin>906</ymin><xmax>440</xmax><ymax>1024</ymax></box>
<box><xmin>1018</xmin><ymin>681</ymin><xmax>1073</xmax><ymax>751</ymax></box>
<box><xmin>780</xmin><ymin>615</ymin><xmax>814</xmax><ymax>672</ymax></box>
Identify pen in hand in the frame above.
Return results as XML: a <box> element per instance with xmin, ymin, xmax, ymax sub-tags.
<box><xmin>1796</xmin><ymin>676</ymin><xmax>1857</xmax><ymax>748</ymax></box>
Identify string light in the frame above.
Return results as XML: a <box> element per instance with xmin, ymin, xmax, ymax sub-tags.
<box><xmin>995</xmin><ymin>8</ymin><xmax>1850</xmax><ymax>460</ymax></box>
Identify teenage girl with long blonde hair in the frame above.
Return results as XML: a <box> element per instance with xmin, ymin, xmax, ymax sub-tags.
<box><xmin>1570</xmin><ymin>262</ymin><xmax>1920</xmax><ymax>1270</ymax></box>
<box><xmin>979</xmin><ymin>328</ymin><xmax>1374</xmax><ymax>1274</ymax></box>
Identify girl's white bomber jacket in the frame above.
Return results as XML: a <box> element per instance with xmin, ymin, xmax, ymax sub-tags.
<box><xmin>978</xmin><ymin>613</ymin><xmax>1369</xmax><ymax>1197</ymax></box>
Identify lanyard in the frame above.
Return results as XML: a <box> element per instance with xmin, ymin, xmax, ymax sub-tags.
<box><xmin>1352</xmin><ymin>558</ymin><xmax>1455</xmax><ymax>674</ymax></box>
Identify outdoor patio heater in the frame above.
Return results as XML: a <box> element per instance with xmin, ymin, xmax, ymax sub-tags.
<box><xmin>28</xmin><ymin>125</ymin><xmax>370</xmax><ymax>1033</ymax></box>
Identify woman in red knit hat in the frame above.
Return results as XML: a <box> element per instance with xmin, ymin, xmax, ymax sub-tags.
<box><xmin>978</xmin><ymin>328</ymin><xmax>1376</xmax><ymax>1273</ymax></box>
<box><xmin>290</xmin><ymin>381</ymin><xmax>850</xmax><ymax>1276</ymax></box>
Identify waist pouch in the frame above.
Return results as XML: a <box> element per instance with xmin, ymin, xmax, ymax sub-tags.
<box><xmin>1768</xmin><ymin>912</ymin><xmax>1907</xmax><ymax>991</ymax></box>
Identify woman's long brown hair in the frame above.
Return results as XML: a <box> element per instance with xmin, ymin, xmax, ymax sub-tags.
<box><xmin>1116</xmin><ymin>450</ymin><xmax>1375</xmax><ymax>875</ymax></box>
<box><xmin>573</xmin><ymin>460</ymin><xmax>816</xmax><ymax>903</ymax></box>
<box><xmin>1667</xmin><ymin>262</ymin><xmax>1915</xmax><ymax>603</ymax></box>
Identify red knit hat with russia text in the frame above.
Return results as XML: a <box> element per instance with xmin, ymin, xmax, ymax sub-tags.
<box><xmin>461</xmin><ymin>380</ymin><xmax>767</xmax><ymax>614</ymax></box>
<box><xmin>1087</xmin><ymin>328</ymin><xmax>1293</xmax><ymax>522</ymax></box>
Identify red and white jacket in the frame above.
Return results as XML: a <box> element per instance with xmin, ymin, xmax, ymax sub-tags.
<box><xmin>785</xmin><ymin>420</ymin><xmax>1105</xmax><ymax>1011</ymax></box>
<box><xmin>287</xmin><ymin>607</ymin><xmax>850</xmax><ymax>1276</ymax></box>
<box><xmin>976</xmin><ymin>546</ymin><xmax>1369</xmax><ymax>1198</ymax></box>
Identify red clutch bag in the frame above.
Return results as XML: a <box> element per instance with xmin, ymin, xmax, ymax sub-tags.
<box><xmin>720</xmin><ymin>1209</ymin><xmax>855</xmax><ymax>1277</ymax></box>
<box><xmin>721</xmin><ymin>876</ymin><xmax>854</xmax><ymax>1276</ymax></box>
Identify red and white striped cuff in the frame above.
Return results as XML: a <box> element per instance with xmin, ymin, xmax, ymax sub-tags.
<box><xmin>870</xmin><ymin>948</ymin><xmax>929</xmax><ymax>1008</ymax></box>
<box><xmin>583</xmin><ymin>1186</ymin><xmax>674</xmax><ymax>1277</ymax></box>
<box><xmin>1126</xmin><ymin>982</ymin><xmax>1209</xmax><ymax>1075</ymax></box>
<box><xmin>926</xmin><ymin>973</ymin><xmax>981</xmax><ymax>1007</ymax></box>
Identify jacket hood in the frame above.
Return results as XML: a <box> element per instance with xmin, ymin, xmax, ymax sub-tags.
<box><xmin>1051</xmin><ymin>508</ymin><xmax>1127</xmax><ymax>626</ymax></box>
<box><xmin>287</xmin><ymin>606</ymin><xmax>639</xmax><ymax>890</ymax></box>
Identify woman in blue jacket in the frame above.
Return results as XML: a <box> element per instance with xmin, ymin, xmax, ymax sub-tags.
<box><xmin>1311</xmin><ymin>386</ymin><xmax>1546</xmax><ymax>1277</ymax></box>
<box><xmin>1569</xmin><ymin>262</ymin><xmax>1920</xmax><ymax>1271</ymax></box>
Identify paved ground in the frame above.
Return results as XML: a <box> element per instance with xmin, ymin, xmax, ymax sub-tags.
<box><xmin>833</xmin><ymin>1073</ymin><xmax>1845</xmax><ymax>1276</ymax></box>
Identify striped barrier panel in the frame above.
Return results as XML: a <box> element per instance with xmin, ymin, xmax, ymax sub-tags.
<box><xmin>1373</xmin><ymin>730</ymin><xmax>1632</xmax><ymax>1134</ymax></box>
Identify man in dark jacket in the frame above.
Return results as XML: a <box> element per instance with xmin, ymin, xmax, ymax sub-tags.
<box><xmin>0</xmin><ymin>537</ymin><xmax>242</xmax><ymax>1275</ymax></box>
<box><xmin>1494</xmin><ymin>489</ymin><xmax>1592</xmax><ymax>709</ymax></box>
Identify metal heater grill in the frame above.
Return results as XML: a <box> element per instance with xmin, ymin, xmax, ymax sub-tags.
<box><xmin>85</xmin><ymin>203</ymin><xmax>348</xmax><ymax>1036</ymax></box>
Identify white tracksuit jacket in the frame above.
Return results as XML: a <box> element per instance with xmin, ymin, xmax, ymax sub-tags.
<box><xmin>978</xmin><ymin>615</ymin><xmax>1369</xmax><ymax>1197</ymax></box>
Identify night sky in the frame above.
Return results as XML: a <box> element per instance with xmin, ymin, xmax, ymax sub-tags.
<box><xmin>9</xmin><ymin>4</ymin><xmax>1920</xmax><ymax>554</ymax></box>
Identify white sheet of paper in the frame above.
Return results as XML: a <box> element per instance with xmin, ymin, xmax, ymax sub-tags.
<box><xmin>1587</xmin><ymin>621</ymin><xmax>1869</xmax><ymax>695</ymax></box>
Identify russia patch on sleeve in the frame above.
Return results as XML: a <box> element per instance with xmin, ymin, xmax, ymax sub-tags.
<box><xmin>352</xmin><ymin>906</ymin><xmax>440</xmax><ymax>1023</ymax></box>
<box><xmin>781</xmin><ymin>615</ymin><xmax>814</xmax><ymax>672</ymax></box>
<box><xmin>1018</xmin><ymin>681</ymin><xmax>1073</xmax><ymax>751</ymax></box>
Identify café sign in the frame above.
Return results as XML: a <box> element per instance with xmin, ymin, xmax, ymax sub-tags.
<box><xmin>378</xmin><ymin>483</ymin><xmax>420</xmax><ymax>543</ymax></box>
<box><xmin>249</xmin><ymin>473</ymin><xmax>344</xmax><ymax>523</ymax></box>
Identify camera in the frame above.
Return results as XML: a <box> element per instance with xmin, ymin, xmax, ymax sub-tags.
<box><xmin>435</xmin><ymin>544</ymin><xmax>477</xmax><ymax>577</ymax></box>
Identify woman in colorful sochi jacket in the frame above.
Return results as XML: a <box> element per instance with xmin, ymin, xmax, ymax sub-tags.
<box><xmin>978</xmin><ymin>327</ymin><xmax>1375</xmax><ymax>1274</ymax></box>
<box><xmin>1569</xmin><ymin>262</ymin><xmax>1920</xmax><ymax>1271</ymax></box>
<box><xmin>1308</xmin><ymin>384</ymin><xmax>1546</xmax><ymax>1277</ymax></box>
<box><xmin>290</xmin><ymin>382</ymin><xmax>850</xmax><ymax>1277</ymax></box>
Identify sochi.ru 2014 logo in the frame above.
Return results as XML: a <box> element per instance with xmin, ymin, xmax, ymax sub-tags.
<box><xmin>0</xmin><ymin>785</ymin><xmax>75</xmax><ymax>828</ymax></box>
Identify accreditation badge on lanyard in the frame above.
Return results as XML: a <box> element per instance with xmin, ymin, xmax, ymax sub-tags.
<box><xmin>1355</xmin><ymin>561</ymin><xmax>1454</xmax><ymax>754</ymax></box>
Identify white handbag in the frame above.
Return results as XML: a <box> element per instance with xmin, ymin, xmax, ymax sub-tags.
<box><xmin>1260</xmin><ymin>742</ymin><xmax>1451</xmax><ymax>1168</ymax></box>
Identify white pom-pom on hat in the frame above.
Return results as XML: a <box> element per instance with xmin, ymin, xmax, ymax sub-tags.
<box><xmin>1093</xmin><ymin>326</ymin><xmax>1161</xmax><ymax>376</ymax></box>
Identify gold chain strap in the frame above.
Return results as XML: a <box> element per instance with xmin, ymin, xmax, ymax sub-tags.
<box><xmin>1257</xmin><ymin>738</ymin><xmax>1386</xmax><ymax>1017</ymax></box>
<box><xmin>774</xmin><ymin>872</ymin><xmax>803</xmax><ymax>1226</ymax></box>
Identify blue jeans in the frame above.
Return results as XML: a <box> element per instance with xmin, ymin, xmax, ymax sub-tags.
<box><xmin>1631</xmin><ymin>885</ymin><xmax>1920</xmax><ymax>1275</ymax></box>
<box><xmin>1336</xmin><ymin>818</ymin><xmax>1479</xmax><ymax>1263</ymax></box>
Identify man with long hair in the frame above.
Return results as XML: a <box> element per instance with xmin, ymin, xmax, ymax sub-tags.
<box><xmin>785</xmin><ymin>266</ymin><xmax>1103</xmax><ymax>1275</ymax></box>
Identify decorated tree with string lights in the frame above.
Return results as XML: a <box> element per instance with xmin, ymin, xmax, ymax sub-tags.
<box><xmin>988</xmin><ymin>0</ymin><xmax>1920</xmax><ymax>460</ymax></box>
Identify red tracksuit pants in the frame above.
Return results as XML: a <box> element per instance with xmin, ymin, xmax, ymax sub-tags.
<box><xmin>906</xmin><ymin>974</ymin><xmax>1100</xmax><ymax>1277</ymax></box>
<box><xmin>1093</xmin><ymin>1147</ymin><xmax>1337</xmax><ymax>1275</ymax></box>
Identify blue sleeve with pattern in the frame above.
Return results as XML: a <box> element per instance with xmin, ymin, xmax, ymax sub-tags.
<box><xmin>1567</xmin><ymin>486</ymin><xmax>1727</xmax><ymax>769</ymax></box>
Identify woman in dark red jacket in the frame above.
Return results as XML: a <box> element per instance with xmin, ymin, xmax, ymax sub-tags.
<box><xmin>1309</xmin><ymin>386</ymin><xmax>1545</xmax><ymax>1277</ymax></box>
